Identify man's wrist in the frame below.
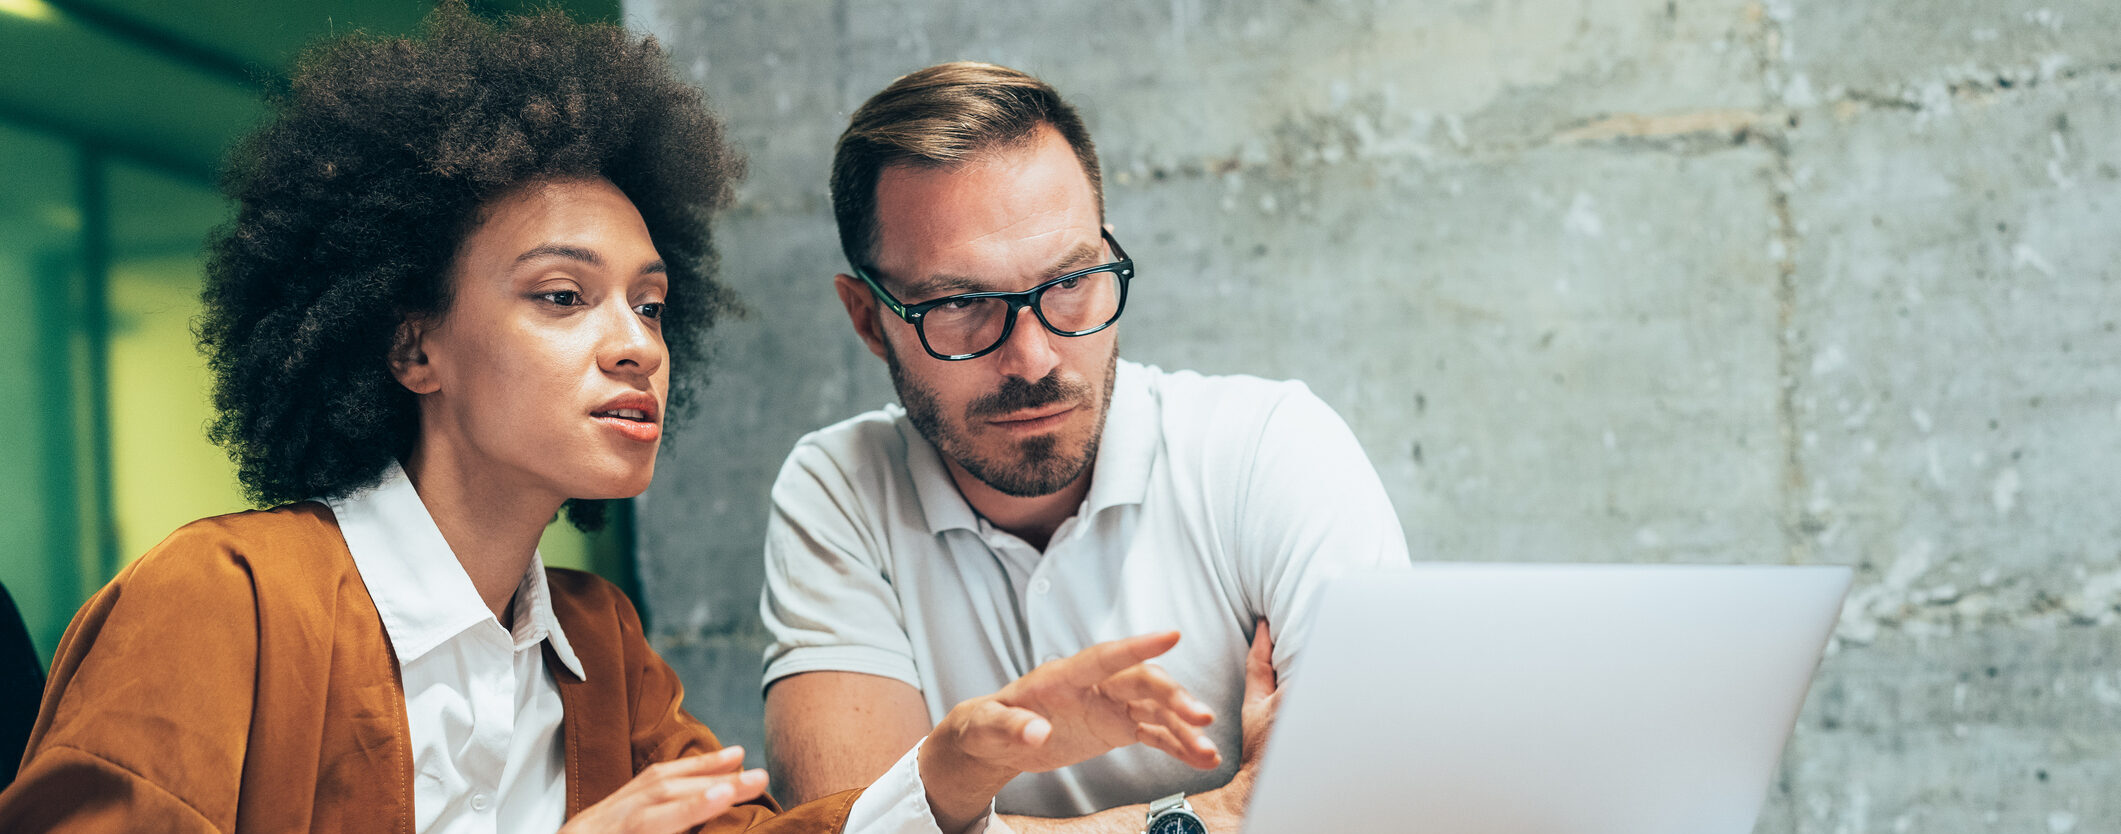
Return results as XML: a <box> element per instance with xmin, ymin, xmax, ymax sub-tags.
<box><xmin>916</xmin><ymin>730</ymin><xmax>1015</xmax><ymax>832</ymax></box>
<box><xmin>1183</xmin><ymin>784</ymin><xmax>1245</xmax><ymax>830</ymax></box>
<box><xmin>1185</xmin><ymin>786</ymin><xmax>1225</xmax><ymax>821</ymax></box>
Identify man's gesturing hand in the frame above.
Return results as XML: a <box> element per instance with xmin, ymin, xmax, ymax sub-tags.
<box><xmin>920</xmin><ymin>631</ymin><xmax>1220</xmax><ymax>832</ymax></box>
<box><xmin>959</xmin><ymin>630</ymin><xmax>1220</xmax><ymax>773</ymax></box>
<box><xmin>558</xmin><ymin>746</ymin><xmax>767</xmax><ymax>834</ymax></box>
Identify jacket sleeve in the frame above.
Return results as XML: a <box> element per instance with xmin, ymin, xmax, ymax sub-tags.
<box><xmin>0</xmin><ymin>526</ymin><xmax>265</xmax><ymax>833</ymax></box>
<box><xmin>0</xmin><ymin>746</ymin><xmax>222</xmax><ymax>833</ymax></box>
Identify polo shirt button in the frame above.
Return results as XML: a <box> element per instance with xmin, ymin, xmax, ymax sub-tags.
<box><xmin>1032</xmin><ymin>577</ymin><xmax>1052</xmax><ymax>595</ymax></box>
<box><xmin>1041</xmin><ymin>653</ymin><xmax>1062</xmax><ymax>665</ymax></box>
<box><xmin>470</xmin><ymin>792</ymin><xmax>491</xmax><ymax>812</ymax></box>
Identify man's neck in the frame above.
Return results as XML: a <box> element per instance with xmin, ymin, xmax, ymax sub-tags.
<box><xmin>942</xmin><ymin>457</ymin><xmax>1093</xmax><ymax>552</ymax></box>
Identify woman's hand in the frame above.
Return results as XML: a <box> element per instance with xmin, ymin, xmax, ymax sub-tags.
<box><xmin>918</xmin><ymin>631</ymin><xmax>1219</xmax><ymax>832</ymax></box>
<box><xmin>558</xmin><ymin>746</ymin><xmax>769</xmax><ymax>834</ymax></box>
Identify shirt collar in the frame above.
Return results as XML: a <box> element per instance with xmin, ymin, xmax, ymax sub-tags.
<box><xmin>901</xmin><ymin>407</ymin><xmax>981</xmax><ymax>535</ymax></box>
<box><xmin>327</xmin><ymin>461</ymin><xmax>586</xmax><ymax>680</ymax></box>
<box><xmin>508</xmin><ymin>552</ymin><xmax>586</xmax><ymax>681</ymax></box>
<box><xmin>902</xmin><ymin>359</ymin><xmax>1158</xmax><ymax>536</ymax></box>
<box><xmin>1081</xmin><ymin>359</ymin><xmax>1157</xmax><ymax>517</ymax></box>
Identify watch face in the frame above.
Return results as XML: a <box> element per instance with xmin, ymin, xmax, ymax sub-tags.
<box><xmin>1150</xmin><ymin>813</ymin><xmax>1208</xmax><ymax>834</ymax></box>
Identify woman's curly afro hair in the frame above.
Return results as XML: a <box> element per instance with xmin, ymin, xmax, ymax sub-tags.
<box><xmin>198</xmin><ymin>2</ymin><xmax>741</xmax><ymax>530</ymax></box>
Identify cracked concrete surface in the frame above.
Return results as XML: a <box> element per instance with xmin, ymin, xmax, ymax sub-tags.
<box><xmin>625</xmin><ymin>0</ymin><xmax>2121</xmax><ymax>829</ymax></box>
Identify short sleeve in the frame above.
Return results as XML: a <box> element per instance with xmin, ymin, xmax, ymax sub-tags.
<box><xmin>760</xmin><ymin>441</ymin><xmax>920</xmax><ymax>691</ymax></box>
<box><xmin>1233</xmin><ymin>383</ymin><xmax>1413</xmax><ymax>678</ymax></box>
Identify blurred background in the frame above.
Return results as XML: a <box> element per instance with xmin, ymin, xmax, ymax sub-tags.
<box><xmin>0</xmin><ymin>0</ymin><xmax>627</xmax><ymax>669</ymax></box>
<box><xmin>4</xmin><ymin>0</ymin><xmax>2118</xmax><ymax>831</ymax></box>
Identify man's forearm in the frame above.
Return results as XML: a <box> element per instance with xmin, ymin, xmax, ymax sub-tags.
<box><xmin>764</xmin><ymin>671</ymin><xmax>934</xmax><ymax>805</ymax></box>
<box><xmin>1002</xmin><ymin>805</ymin><xmax>1142</xmax><ymax>834</ymax></box>
<box><xmin>1000</xmin><ymin>783</ymin><xmax>1244</xmax><ymax>834</ymax></box>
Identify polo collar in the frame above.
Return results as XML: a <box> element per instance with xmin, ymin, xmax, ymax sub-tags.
<box><xmin>328</xmin><ymin>461</ymin><xmax>587</xmax><ymax>681</ymax></box>
<box><xmin>902</xmin><ymin>359</ymin><xmax>1159</xmax><ymax>537</ymax></box>
<box><xmin>1082</xmin><ymin>359</ymin><xmax>1157</xmax><ymax>517</ymax></box>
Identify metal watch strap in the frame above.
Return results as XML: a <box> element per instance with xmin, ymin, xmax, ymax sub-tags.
<box><xmin>1143</xmin><ymin>792</ymin><xmax>1198</xmax><ymax>834</ymax></box>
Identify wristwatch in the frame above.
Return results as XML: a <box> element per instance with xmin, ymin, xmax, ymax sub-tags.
<box><xmin>1142</xmin><ymin>792</ymin><xmax>1207</xmax><ymax>834</ymax></box>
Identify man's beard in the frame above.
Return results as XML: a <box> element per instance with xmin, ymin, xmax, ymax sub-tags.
<box><xmin>885</xmin><ymin>340</ymin><xmax>1117</xmax><ymax>498</ymax></box>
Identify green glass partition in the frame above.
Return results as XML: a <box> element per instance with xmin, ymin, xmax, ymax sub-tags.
<box><xmin>0</xmin><ymin>123</ymin><xmax>93</xmax><ymax>659</ymax></box>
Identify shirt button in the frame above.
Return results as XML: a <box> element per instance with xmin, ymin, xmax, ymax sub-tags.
<box><xmin>1032</xmin><ymin>577</ymin><xmax>1052</xmax><ymax>595</ymax></box>
<box><xmin>1041</xmin><ymin>653</ymin><xmax>1063</xmax><ymax>665</ymax></box>
<box><xmin>470</xmin><ymin>793</ymin><xmax>492</xmax><ymax>812</ymax></box>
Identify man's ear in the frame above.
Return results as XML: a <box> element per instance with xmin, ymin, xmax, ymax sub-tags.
<box><xmin>388</xmin><ymin>317</ymin><xmax>441</xmax><ymax>395</ymax></box>
<box><xmin>833</xmin><ymin>274</ymin><xmax>891</xmax><ymax>361</ymax></box>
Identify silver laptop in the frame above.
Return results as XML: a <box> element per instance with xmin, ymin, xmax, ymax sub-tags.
<box><xmin>1242</xmin><ymin>563</ymin><xmax>1852</xmax><ymax>834</ymax></box>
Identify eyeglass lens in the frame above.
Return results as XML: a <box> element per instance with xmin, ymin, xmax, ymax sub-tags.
<box><xmin>920</xmin><ymin>270</ymin><xmax>1124</xmax><ymax>357</ymax></box>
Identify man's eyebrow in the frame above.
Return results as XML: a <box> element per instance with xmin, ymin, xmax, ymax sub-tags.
<box><xmin>900</xmin><ymin>241</ymin><xmax>1105</xmax><ymax>297</ymax></box>
<box><xmin>517</xmin><ymin>244</ymin><xmax>666</xmax><ymax>275</ymax></box>
<box><xmin>900</xmin><ymin>274</ymin><xmax>988</xmax><ymax>297</ymax></box>
<box><xmin>1042</xmin><ymin>241</ymin><xmax>1104</xmax><ymax>276</ymax></box>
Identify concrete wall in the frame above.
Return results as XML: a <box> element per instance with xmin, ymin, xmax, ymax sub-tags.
<box><xmin>623</xmin><ymin>1</ymin><xmax>2121</xmax><ymax>829</ymax></box>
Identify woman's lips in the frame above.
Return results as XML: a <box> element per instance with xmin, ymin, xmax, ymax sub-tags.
<box><xmin>592</xmin><ymin>392</ymin><xmax>660</xmax><ymax>442</ymax></box>
<box><xmin>593</xmin><ymin>415</ymin><xmax>661</xmax><ymax>442</ymax></box>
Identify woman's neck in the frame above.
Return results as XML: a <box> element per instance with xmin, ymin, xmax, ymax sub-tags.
<box><xmin>401</xmin><ymin>444</ymin><xmax>566</xmax><ymax>627</ymax></box>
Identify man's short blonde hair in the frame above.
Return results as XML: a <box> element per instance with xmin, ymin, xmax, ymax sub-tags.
<box><xmin>830</xmin><ymin>61</ymin><xmax>1104</xmax><ymax>268</ymax></box>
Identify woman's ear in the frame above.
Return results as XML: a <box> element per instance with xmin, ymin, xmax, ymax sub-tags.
<box><xmin>388</xmin><ymin>317</ymin><xmax>440</xmax><ymax>394</ymax></box>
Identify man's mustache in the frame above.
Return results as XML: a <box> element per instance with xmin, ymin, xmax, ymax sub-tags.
<box><xmin>967</xmin><ymin>372</ymin><xmax>1091</xmax><ymax>420</ymax></box>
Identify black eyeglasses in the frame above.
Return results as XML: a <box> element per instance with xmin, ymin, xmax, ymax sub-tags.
<box><xmin>853</xmin><ymin>228</ymin><xmax>1134</xmax><ymax>361</ymax></box>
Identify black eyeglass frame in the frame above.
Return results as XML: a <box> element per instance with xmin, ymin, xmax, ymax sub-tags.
<box><xmin>852</xmin><ymin>228</ymin><xmax>1135</xmax><ymax>361</ymax></box>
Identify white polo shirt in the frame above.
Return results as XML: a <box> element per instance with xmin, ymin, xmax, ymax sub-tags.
<box><xmin>762</xmin><ymin>360</ymin><xmax>1411</xmax><ymax>818</ymax></box>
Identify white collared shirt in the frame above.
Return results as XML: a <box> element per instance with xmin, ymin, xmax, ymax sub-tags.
<box><xmin>762</xmin><ymin>360</ymin><xmax>1412</xmax><ymax>817</ymax></box>
<box><xmin>330</xmin><ymin>463</ymin><xmax>581</xmax><ymax>834</ymax></box>
<box><xmin>334</xmin><ymin>463</ymin><xmax>994</xmax><ymax>834</ymax></box>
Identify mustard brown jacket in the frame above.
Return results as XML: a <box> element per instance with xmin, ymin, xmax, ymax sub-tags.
<box><xmin>0</xmin><ymin>503</ymin><xmax>859</xmax><ymax>833</ymax></box>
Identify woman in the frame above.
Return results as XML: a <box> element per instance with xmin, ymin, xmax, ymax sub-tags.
<box><xmin>0</xmin><ymin>6</ymin><xmax>1220</xmax><ymax>833</ymax></box>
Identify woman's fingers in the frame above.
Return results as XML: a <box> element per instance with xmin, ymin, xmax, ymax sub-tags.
<box><xmin>629</xmin><ymin>769</ymin><xmax>770</xmax><ymax>834</ymax></box>
<box><xmin>560</xmin><ymin>748</ymin><xmax>765</xmax><ymax>834</ymax></box>
<box><xmin>644</xmin><ymin>746</ymin><xmax>748</xmax><ymax>779</ymax></box>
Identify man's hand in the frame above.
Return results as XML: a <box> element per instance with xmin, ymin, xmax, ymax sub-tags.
<box><xmin>558</xmin><ymin>746</ymin><xmax>768</xmax><ymax>834</ymax></box>
<box><xmin>920</xmin><ymin>631</ymin><xmax>1221</xmax><ymax>832</ymax></box>
<box><xmin>1003</xmin><ymin>621</ymin><xmax>1281</xmax><ymax>834</ymax></box>
<box><xmin>1195</xmin><ymin>619</ymin><xmax>1279</xmax><ymax>826</ymax></box>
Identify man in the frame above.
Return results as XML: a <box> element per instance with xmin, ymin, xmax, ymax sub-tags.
<box><xmin>761</xmin><ymin>62</ymin><xmax>1410</xmax><ymax>832</ymax></box>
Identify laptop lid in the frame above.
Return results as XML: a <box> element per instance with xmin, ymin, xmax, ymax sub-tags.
<box><xmin>1241</xmin><ymin>563</ymin><xmax>1852</xmax><ymax>834</ymax></box>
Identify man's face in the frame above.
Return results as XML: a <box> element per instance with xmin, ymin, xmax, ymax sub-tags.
<box><xmin>842</xmin><ymin>125</ymin><xmax>1120</xmax><ymax>498</ymax></box>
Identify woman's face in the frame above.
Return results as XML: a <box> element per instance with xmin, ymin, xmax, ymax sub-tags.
<box><xmin>394</xmin><ymin>177</ymin><xmax>671</xmax><ymax>504</ymax></box>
